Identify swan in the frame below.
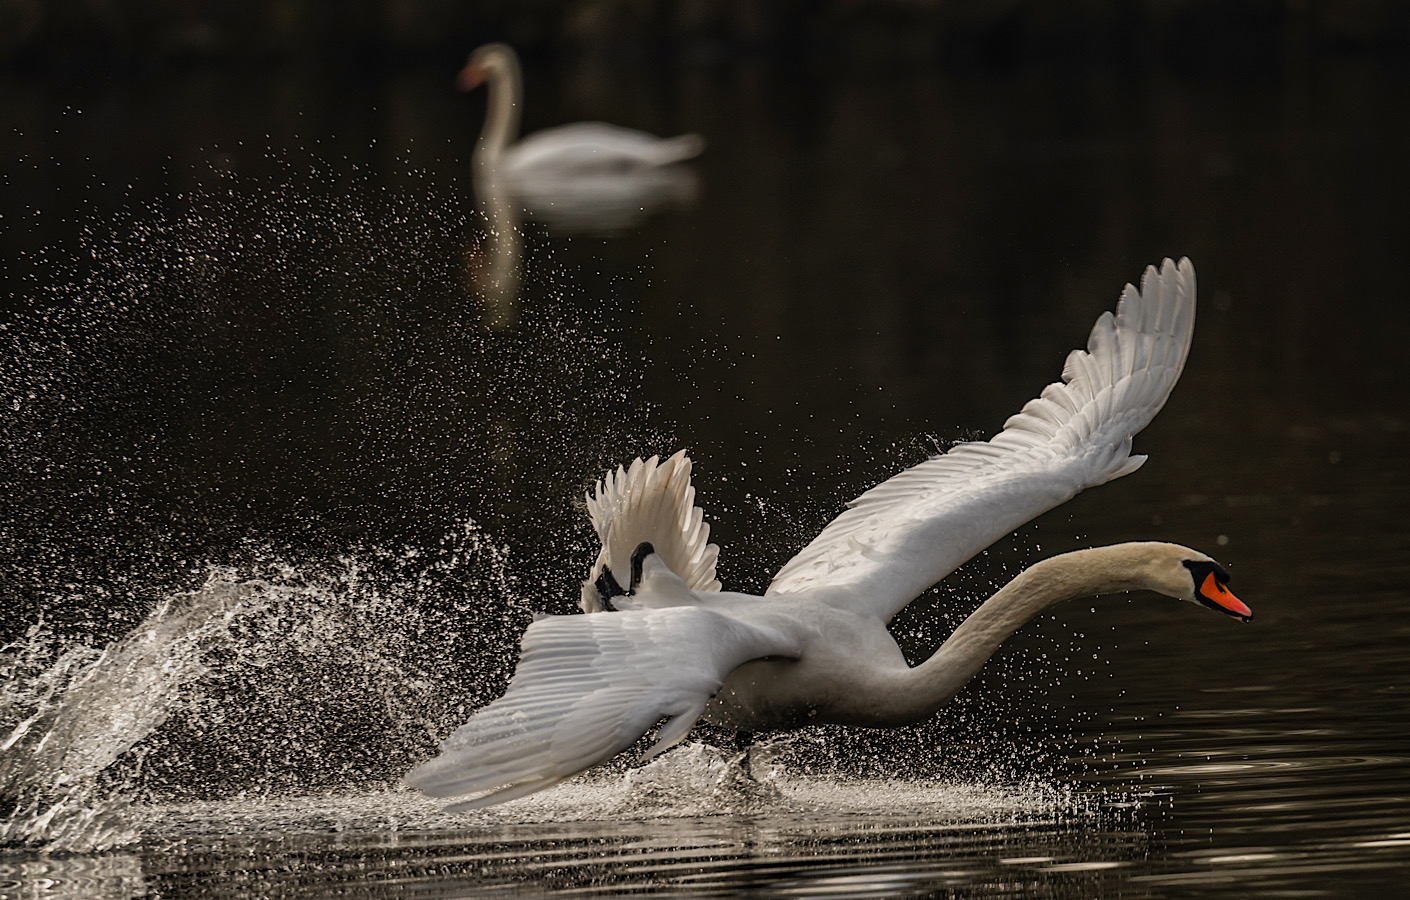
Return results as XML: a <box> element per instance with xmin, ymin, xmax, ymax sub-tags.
<box><xmin>406</xmin><ymin>258</ymin><xmax>1251</xmax><ymax>810</ymax></box>
<box><xmin>457</xmin><ymin>43</ymin><xmax>704</xmax><ymax>234</ymax></box>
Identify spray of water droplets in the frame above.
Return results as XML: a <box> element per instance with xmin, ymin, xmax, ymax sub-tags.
<box><xmin>0</xmin><ymin>160</ymin><xmax>665</xmax><ymax>849</ymax></box>
<box><xmin>0</xmin><ymin>520</ymin><xmax>531</xmax><ymax>851</ymax></box>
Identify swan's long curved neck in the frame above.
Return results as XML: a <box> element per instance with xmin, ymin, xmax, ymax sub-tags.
<box><xmin>890</xmin><ymin>544</ymin><xmax>1165</xmax><ymax>722</ymax></box>
<box><xmin>476</xmin><ymin>56</ymin><xmax>522</xmax><ymax>168</ymax></box>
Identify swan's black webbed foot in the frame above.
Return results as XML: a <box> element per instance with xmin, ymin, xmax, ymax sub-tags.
<box><xmin>594</xmin><ymin>567</ymin><xmax>627</xmax><ymax>610</ymax></box>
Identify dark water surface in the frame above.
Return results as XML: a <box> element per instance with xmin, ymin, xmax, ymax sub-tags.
<box><xmin>3</xmin><ymin>51</ymin><xmax>1410</xmax><ymax>897</ymax></box>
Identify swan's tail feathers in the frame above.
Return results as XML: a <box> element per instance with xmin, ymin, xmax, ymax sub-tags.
<box><xmin>652</xmin><ymin>133</ymin><xmax>706</xmax><ymax>165</ymax></box>
<box><xmin>580</xmin><ymin>450</ymin><xmax>721</xmax><ymax>613</ymax></box>
<box><xmin>766</xmin><ymin>258</ymin><xmax>1198</xmax><ymax>620</ymax></box>
<box><xmin>404</xmin><ymin>607</ymin><xmax>799</xmax><ymax>811</ymax></box>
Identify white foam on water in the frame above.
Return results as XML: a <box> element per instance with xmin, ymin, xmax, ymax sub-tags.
<box><xmin>126</xmin><ymin>740</ymin><xmax>1084</xmax><ymax>851</ymax></box>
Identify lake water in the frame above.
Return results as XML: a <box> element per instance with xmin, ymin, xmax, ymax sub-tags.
<box><xmin>3</xmin><ymin>48</ymin><xmax>1410</xmax><ymax>897</ymax></box>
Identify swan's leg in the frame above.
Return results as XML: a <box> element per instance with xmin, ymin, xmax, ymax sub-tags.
<box><xmin>593</xmin><ymin>567</ymin><xmax>626</xmax><ymax>604</ymax></box>
<box><xmin>691</xmin><ymin>724</ymin><xmax>766</xmax><ymax>781</ymax></box>
<box><xmin>728</xmin><ymin>730</ymin><xmax>758</xmax><ymax>780</ymax></box>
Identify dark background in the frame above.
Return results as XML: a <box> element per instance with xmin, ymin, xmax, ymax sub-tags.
<box><xmin>4</xmin><ymin>0</ymin><xmax>1410</xmax><ymax>72</ymax></box>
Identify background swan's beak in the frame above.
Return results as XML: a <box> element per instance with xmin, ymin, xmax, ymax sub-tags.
<box><xmin>1198</xmin><ymin>573</ymin><xmax>1252</xmax><ymax>622</ymax></box>
<box><xmin>457</xmin><ymin>62</ymin><xmax>487</xmax><ymax>92</ymax></box>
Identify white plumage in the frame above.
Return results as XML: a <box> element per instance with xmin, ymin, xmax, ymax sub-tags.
<box><xmin>500</xmin><ymin>123</ymin><xmax>705</xmax><ymax>177</ymax></box>
<box><xmin>407</xmin><ymin>605</ymin><xmax>799</xmax><ymax>810</ymax></box>
<box><xmin>407</xmin><ymin>258</ymin><xmax>1251</xmax><ymax>810</ymax></box>
<box><xmin>767</xmin><ymin>259</ymin><xmax>1196</xmax><ymax>619</ymax></box>
<box><xmin>458</xmin><ymin>44</ymin><xmax>704</xmax><ymax>235</ymax></box>
<box><xmin>580</xmin><ymin>450</ymin><xmax>721</xmax><ymax>613</ymax></box>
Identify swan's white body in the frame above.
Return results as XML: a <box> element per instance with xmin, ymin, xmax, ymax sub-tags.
<box><xmin>499</xmin><ymin>122</ymin><xmax>705</xmax><ymax>177</ymax></box>
<box><xmin>459</xmin><ymin>44</ymin><xmax>703</xmax><ymax>234</ymax></box>
<box><xmin>407</xmin><ymin>258</ymin><xmax>1252</xmax><ymax>810</ymax></box>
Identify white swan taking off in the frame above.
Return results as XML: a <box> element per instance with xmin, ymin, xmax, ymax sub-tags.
<box><xmin>406</xmin><ymin>258</ymin><xmax>1251</xmax><ymax>810</ymax></box>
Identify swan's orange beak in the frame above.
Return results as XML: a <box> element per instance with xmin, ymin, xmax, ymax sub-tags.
<box><xmin>1198</xmin><ymin>572</ymin><xmax>1252</xmax><ymax>622</ymax></box>
<box><xmin>457</xmin><ymin>61</ymin><xmax>488</xmax><ymax>92</ymax></box>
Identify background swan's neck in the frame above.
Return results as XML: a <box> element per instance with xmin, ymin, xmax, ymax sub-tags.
<box><xmin>476</xmin><ymin>55</ymin><xmax>523</xmax><ymax>169</ymax></box>
<box><xmin>892</xmin><ymin>544</ymin><xmax>1168</xmax><ymax>721</ymax></box>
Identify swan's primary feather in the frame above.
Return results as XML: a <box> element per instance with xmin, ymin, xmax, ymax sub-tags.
<box><xmin>581</xmin><ymin>450</ymin><xmax>721</xmax><ymax>612</ymax></box>
<box><xmin>765</xmin><ymin>257</ymin><xmax>1196</xmax><ymax>622</ymax></box>
<box><xmin>403</xmin><ymin>604</ymin><xmax>799</xmax><ymax>809</ymax></box>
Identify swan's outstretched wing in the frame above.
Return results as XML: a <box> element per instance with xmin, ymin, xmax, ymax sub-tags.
<box><xmin>580</xmin><ymin>450</ymin><xmax>721</xmax><ymax>612</ymax></box>
<box><xmin>404</xmin><ymin>605</ymin><xmax>799</xmax><ymax>810</ymax></box>
<box><xmin>767</xmin><ymin>258</ymin><xmax>1197</xmax><ymax>622</ymax></box>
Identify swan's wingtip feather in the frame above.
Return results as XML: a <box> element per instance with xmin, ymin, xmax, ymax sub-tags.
<box><xmin>441</xmin><ymin>776</ymin><xmax>568</xmax><ymax>812</ymax></box>
<box><xmin>1111</xmin><ymin>452</ymin><xmax>1148</xmax><ymax>480</ymax></box>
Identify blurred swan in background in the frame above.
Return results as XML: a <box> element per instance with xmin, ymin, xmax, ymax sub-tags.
<box><xmin>407</xmin><ymin>258</ymin><xmax>1252</xmax><ymax>810</ymax></box>
<box><xmin>458</xmin><ymin>43</ymin><xmax>704</xmax><ymax>235</ymax></box>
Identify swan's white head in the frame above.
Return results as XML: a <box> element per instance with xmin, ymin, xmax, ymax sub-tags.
<box><xmin>457</xmin><ymin>43</ymin><xmax>519</xmax><ymax>92</ymax></box>
<box><xmin>1135</xmin><ymin>543</ymin><xmax>1251</xmax><ymax>622</ymax></box>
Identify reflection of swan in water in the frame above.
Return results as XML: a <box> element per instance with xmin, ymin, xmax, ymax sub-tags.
<box><xmin>408</xmin><ymin>259</ymin><xmax>1251</xmax><ymax>809</ymax></box>
<box><xmin>458</xmin><ymin>43</ymin><xmax>704</xmax><ymax>235</ymax></box>
<box><xmin>462</xmin><ymin>168</ymin><xmax>522</xmax><ymax>330</ymax></box>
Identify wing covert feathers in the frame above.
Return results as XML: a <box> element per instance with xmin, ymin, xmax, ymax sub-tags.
<box><xmin>404</xmin><ymin>606</ymin><xmax>798</xmax><ymax>810</ymax></box>
<box><xmin>765</xmin><ymin>258</ymin><xmax>1197</xmax><ymax>620</ymax></box>
<box><xmin>581</xmin><ymin>450</ymin><xmax>721</xmax><ymax>612</ymax></box>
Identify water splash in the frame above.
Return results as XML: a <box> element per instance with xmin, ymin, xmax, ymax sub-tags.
<box><xmin>477</xmin><ymin>739</ymin><xmax>1082</xmax><ymax>827</ymax></box>
<box><xmin>0</xmin><ymin>521</ymin><xmax>522</xmax><ymax>852</ymax></box>
<box><xmin>0</xmin><ymin>160</ymin><xmax>676</xmax><ymax>855</ymax></box>
<box><xmin>616</xmin><ymin>742</ymin><xmax>782</xmax><ymax>816</ymax></box>
<box><xmin>1</xmin><ymin>580</ymin><xmax>261</xmax><ymax>851</ymax></box>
